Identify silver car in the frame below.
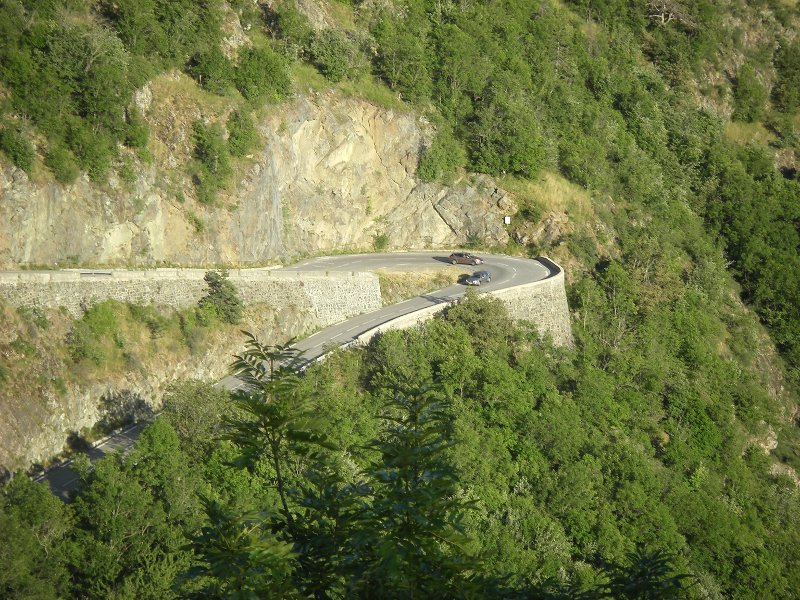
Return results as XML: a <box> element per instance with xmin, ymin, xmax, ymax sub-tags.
<box><xmin>465</xmin><ymin>270</ymin><xmax>491</xmax><ymax>286</ymax></box>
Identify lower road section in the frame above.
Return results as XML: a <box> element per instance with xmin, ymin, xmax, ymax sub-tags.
<box><xmin>36</xmin><ymin>252</ymin><xmax>556</xmax><ymax>497</ymax></box>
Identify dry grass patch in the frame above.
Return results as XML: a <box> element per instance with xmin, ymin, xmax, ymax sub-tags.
<box><xmin>147</xmin><ymin>71</ymin><xmax>238</xmax><ymax>170</ymax></box>
<box><xmin>377</xmin><ymin>269</ymin><xmax>456</xmax><ymax>305</ymax></box>
<box><xmin>291</xmin><ymin>64</ymin><xmax>407</xmax><ymax>111</ymax></box>
<box><xmin>325</xmin><ymin>0</ymin><xmax>358</xmax><ymax>30</ymax></box>
<box><xmin>725</xmin><ymin>121</ymin><xmax>776</xmax><ymax>146</ymax></box>
<box><xmin>500</xmin><ymin>171</ymin><xmax>595</xmax><ymax>224</ymax></box>
<box><xmin>291</xmin><ymin>62</ymin><xmax>330</xmax><ymax>93</ymax></box>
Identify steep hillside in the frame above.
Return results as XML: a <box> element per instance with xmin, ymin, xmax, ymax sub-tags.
<box><xmin>0</xmin><ymin>0</ymin><xmax>799</xmax><ymax>596</ymax></box>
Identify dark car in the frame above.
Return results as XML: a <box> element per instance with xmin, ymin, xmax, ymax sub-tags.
<box><xmin>465</xmin><ymin>270</ymin><xmax>491</xmax><ymax>286</ymax></box>
<box><xmin>449</xmin><ymin>252</ymin><xmax>483</xmax><ymax>265</ymax></box>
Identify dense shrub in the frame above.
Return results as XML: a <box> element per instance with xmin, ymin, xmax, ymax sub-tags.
<box><xmin>44</xmin><ymin>144</ymin><xmax>80</xmax><ymax>184</ymax></box>
<box><xmin>0</xmin><ymin>0</ymin><xmax>225</xmax><ymax>181</ymax></box>
<box><xmin>226</xmin><ymin>111</ymin><xmax>258</xmax><ymax>157</ymax></box>
<box><xmin>772</xmin><ymin>41</ymin><xmax>800</xmax><ymax>113</ymax></box>
<box><xmin>732</xmin><ymin>63</ymin><xmax>767</xmax><ymax>122</ymax></box>
<box><xmin>187</xmin><ymin>47</ymin><xmax>233</xmax><ymax>95</ymax></box>
<box><xmin>67</xmin><ymin>121</ymin><xmax>115</xmax><ymax>182</ymax></box>
<box><xmin>192</xmin><ymin>120</ymin><xmax>231</xmax><ymax>204</ymax></box>
<box><xmin>310</xmin><ymin>29</ymin><xmax>360</xmax><ymax>83</ymax></box>
<box><xmin>66</xmin><ymin>302</ymin><xmax>120</xmax><ymax>365</ymax></box>
<box><xmin>371</xmin><ymin>10</ymin><xmax>432</xmax><ymax>104</ymax></box>
<box><xmin>417</xmin><ymin>126</ymin><xmax>466</xmax><ymax>183</ymax></box>
<box><xmin>198</xmin><ymin>270</ymin><xmax>242</xmax><ymax>324</ymax></box>
<box><xmin>0</xmin><ymin>125</ymin><xmax>35</xmax><ymax>173</ymax></box>
<box><xmin>123</xmin><ymin>108</ymin><xmax>149</xmax><ymax>150</ymax></box>
<box><xmin>234</xmin><ymin>46</ymin><xmax>291</xmax><ymax>103</ymax></box>
<box><xmin>269</xmin><ymin>3</ymin><xmax>313</xmax><ymax>55</ymax></box>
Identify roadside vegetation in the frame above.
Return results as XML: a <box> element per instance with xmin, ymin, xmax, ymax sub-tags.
<box><xmin>2</xmin><ymin>296</ymin><xmax>798</xmax><ymax>597</ymax></box>
<box><xmin>0</xmin><ymin>272</ymin><xmax>245</xmax><ymax>463</ymax></box>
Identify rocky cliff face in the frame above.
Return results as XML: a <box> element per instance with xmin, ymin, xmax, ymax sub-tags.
<box><xmin>0</xmin><ymin>84</ymin><xmax>514</xmax><ymax>268</ymax></box>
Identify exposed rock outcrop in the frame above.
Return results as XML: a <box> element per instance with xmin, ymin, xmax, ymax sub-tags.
<box><xmin>0</xmin><ymin>92</ymin><xmax>513</xmax><ymax>269</ymax></box>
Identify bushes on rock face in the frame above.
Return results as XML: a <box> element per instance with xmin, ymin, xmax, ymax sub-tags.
<box><xmin>67</xmin><ymin>121</ymin><xmax>115</xmax><ymax>183</ymax></box>
<box><xmin>192</xmin><ymin>121</ymin><xmax>231</xmax><ymax>204</ymax></box>
<box><xmin>0</xmin><ymin>0</ymin><xmax>230</xmax><ymax>181</ymax></box>
<box><xmin>234</xmin><ymin>46</ymin><xmax>291</xmax><ymax>104</ymax></box>
<box><xmin>0</xmin><ymin>125</ymin><xmax>35</xmax><ymax>173</ymax></box>
<box><xmin>99</xmin><ymin>0</ymin><xmax>224</xmax><ymax>65</ymax></box>
<box><xmin>123</xmin><ymin>108</ymin><xmax>149</xmax><ymax>150</ymax></box>
<box><xmin>417</xmin><ymin>126</ymin><xmax>466</xmax><ymax>183</ymax></box>
<box><xmin>198</xmin><ymin>270</ymin><xmax>242</xmax><ymax>325</ymax></box>
<box><xmin>773</xmin><ymin>41</ymin><xmax>800</xmax><ymax>113</ymax></box>
<box><xmin>66</xmin><ymin>303</ymin><xmax>121</xmax><ymax>365</ymax></box>
<box><xmin>732</xmin><ymin>63</ymin><xmax>767</xmax><ymax>123</ymax></box>
<box><xmin>310</xmin><ymin>29</ymin><xmax>361</xmax><ymax>83</ymax></box>
<box><xmin>44</xmin><ymin>144</ymin><xmax>80</xmax><ymax>184</ymax></box>
<box><xmin>269</xmin><ymin>2</ymin><xmax>313</xmax><ymax>55</ymax></box>
<box><xmin>188</xmin><ymin>47</ymin><xmax>233</xmax><ymax>95</ymax></box>
<box><xmin>227</xmin><ymin>111</ymin><xmax>258</xmax><ymax>157</ymax></box>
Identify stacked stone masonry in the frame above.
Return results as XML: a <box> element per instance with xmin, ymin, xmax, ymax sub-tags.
<box><xmin>0</xmin><ymin>269</ymin><xmax>383</xmax><ymax>328</ymax></box>
<box><xmin>491</xmin><ymin>258</ymin><xmax>573</xmax><ymax>347</ymax></box>
<box><xmin>351</xmin><ymin>257</ymin><xmax>573</xmax><ymax>348</ymax></box>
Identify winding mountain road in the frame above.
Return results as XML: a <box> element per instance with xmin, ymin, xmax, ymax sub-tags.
<box><xmin>35</xmin><ymin>252</ymin><xmax>553</xmax><ymax>498</ymax></box>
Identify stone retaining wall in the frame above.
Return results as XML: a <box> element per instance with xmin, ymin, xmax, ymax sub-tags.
<box><xmin>0</xmin><ymin>269</ymin><xmax>382</xmax><ymax>328</ymax></box>
<box><xmin>351</xmin><ymin>256</ymin><xmax>572</xmax><ymax>347</ymax></box>
<box><xmin>492</xmin><ymin>257</ymin><xmax>573</xmax><ymax>346</ymax></box>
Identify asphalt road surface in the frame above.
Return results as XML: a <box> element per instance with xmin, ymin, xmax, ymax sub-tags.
<box><xmin>36</xmin><ymin>252</ymin><xmax>552</xmax><ymax>498</ymax></box>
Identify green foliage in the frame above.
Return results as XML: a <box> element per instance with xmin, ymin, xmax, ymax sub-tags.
<box><xmin>371</xmin><ymin>7</ymin><xmax>432</xmax><ymax>103</ymax></box>
<box><xmin>66</xmin><ymin>302</ymin><xmax>119</xmax><ymax>365</ymax></box>
<box><xmin>44</xmin><ymin>143</ymin><xmax>80</xmax><ymax>184</ymax></box>
<box><xmin>67</xmin><ymin>120</ymin><xmax>115</xmax><ymax>183</ymax></box>
<box><xmin>68</xmin><ymin>420</ymin><xmax>197</xmax><ymax>599</ymax></box>
<box><xmin>186</xmin><ymin>498</ymin><xmax>297</xmax><ymax>598</ymax></box>
<box><xmin>351</xmin><ymin>383</ymin><xmax>481</xmax><ymax>597</ymax></box>
<box><xmin>732</xmin><ymin>63</ymin><xmax>767</xmax><ymax>123</ymax></box>
<box><xmin>192</xmin><ymin>120</ymin><xmax>231</xmax><ymax>204</ymax></box>
<box><xmin>1</xmin><ymin>2</ymin><xmax>799</xmax><ymax>598</ymax></box>
<box><xmin>772</xmin><ymin>41</ymin><xmax>800</xmax><ymax>113</ymax></box>
<box><xmin>469</xmin><ymin>93</ymin><xmax>548</xmax><ymax>178</ymax></box>
<box><xmin>0</xmin><ymin>124</ymin><xmax>35</xmax><ymax>173</ymax></box>
<box><xmin>198</xmin><ymin>269</ymin><xmax>243</xmax><ymax>325</ymax></box>
<box><xmin>417</xmin><ymin>125</ymin><xmax>466</xmax><ymax>183</ymax></box>
<box><xmin>5</xmin><ymin>292</ymin><xmax>799</xmax><ymax>597</ymax></box>
<box><xmin>372</xmin><ymin>231</ymin><xmax>389</xmax><ymax>251</ymax></box>
<box><xmin>310</xmin><ymin>29</ymin><xmax>362</xmax><ymax>83</ymax></box>
<box><xmin>0</xmin><ymin>476</ymin><xmax>71</xmax><ymax>599</ymax></box>
<box><xmin>187</xmin><ymin>46</ymin><xmax>233</xmax><ymax>95</ymax></box>
<box><xmin>234</xmin><ymin>46</ymin><xmax>291</xmax><ymax>104</ymax></box>
<box><xmin>601</xmin><ymin>547</ymin><xmax>691</xmax><ymax>599</ymax></box>
<box><xmin>126</xmin><ymin>303</ymin><xmax>169</xmax><ymax>338</ymax></box>
<box><xmin>123</xmin><ymin>108</ymin><xmax>149</xmax><ymax>150</ymax></box>
<box><xmin>161</xmin><ymin>379</ymin><xmax>230</xmax><ymax>461</ymax></box>
<box><xmin>268</xmin><ymin>2</ymin><xmax>313</xmax><ymax>56</ymax></box>
<box><xmin>0</xmin><ymin>0</ymin><xmax>224</xmax><ymax>181</ymax></box>
<box><xmin>100</xmin><ymin>0</ymin><xmax>224</xmax><ymax>64</ymax></box>
<box><xmin>226</xmin><ymin>110</ymin><xmax>258</xmax><ymax>157</ymax></box>
<box><xmin>187</xmin><ymin>210</ymin><xmax>206</xmax><ymax>233</ymax></box>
